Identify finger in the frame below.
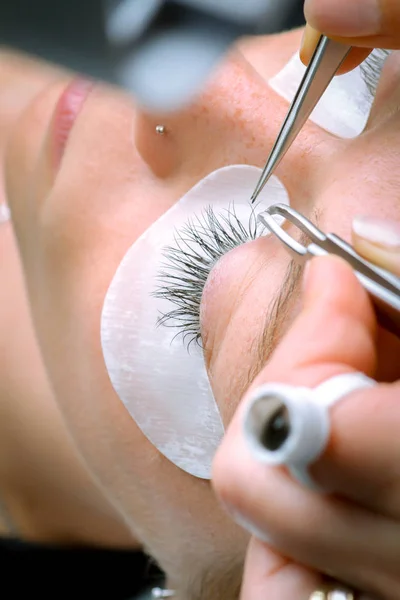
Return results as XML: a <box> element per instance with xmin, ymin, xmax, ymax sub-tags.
<box><xmin>300</xmin><ymin>25</ymin><xmax>371</xmax><ymax>74</ymax></box>
<box><xmin>219</xmin><ymin>257</ymin><xmax>400</xmax><ymax>514</ymax></box>
<box><xmin>240</xmin><ymin>537</ymin><xmax>322</xmax><ymax>600</ymax></box>
<box><xmin>215</xmin><ymin>396</ymin><xmax>400</xmax><ymax>597</ymax></box>
<box><xmin>304</xmin><ymin>0</ymin><xmax>400</xmax><ymax>50</ymax></box>
<box><xmin>213</xmin><ymin>257</ymin><xmax>400</xmax><ymax>595</ymax></box>
<box><xmin>352</xmin><ymin>215</ymin><xmax>400</xmax><ymax>276</ymax></box>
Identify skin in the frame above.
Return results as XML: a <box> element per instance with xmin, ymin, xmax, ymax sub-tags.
<box><xmin>0</xmin><ymin>51</ymin><xmax>137</xmax><ymax>546</ymax></box>
<box><xmin>2</xmin><ymin>26</ymin><xmax>400</xmax><ymax>596</ymax></box>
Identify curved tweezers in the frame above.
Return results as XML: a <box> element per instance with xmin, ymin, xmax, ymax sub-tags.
<box><xmin>259</xmin><ymin>204</ymin><xmax>400</xmax><ymax>337</ymax></box>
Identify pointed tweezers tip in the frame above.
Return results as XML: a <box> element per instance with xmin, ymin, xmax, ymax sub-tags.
<box><xmin>250</xmin><ymin>191</ymin><xmax>258</xmax><ymax>204</ymax></box>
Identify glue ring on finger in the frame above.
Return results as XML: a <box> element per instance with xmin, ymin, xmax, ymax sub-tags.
<box><xmin>243</xmin><ymin>372</ymin><xmax>376</xmax><ymax>490</ymax></box>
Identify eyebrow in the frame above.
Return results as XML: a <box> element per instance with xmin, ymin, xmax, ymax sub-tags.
<box><xmin>255</xmin><ymin>257</ymin><xmax>304</xmax><ymax>372</ymax></box>
<box><xmin>249</xmin><ymin>211</ymin><xmax>322</xmax><ymax>384</ymax></box>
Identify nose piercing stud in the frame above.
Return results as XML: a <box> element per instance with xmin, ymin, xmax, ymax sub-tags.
<box><xmin>155</xmin><ymin>124</ymin><xmax>167</xmax><ymax>135</ymax></box>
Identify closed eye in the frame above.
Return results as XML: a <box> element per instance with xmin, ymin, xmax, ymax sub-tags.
<box><xmin>153</xmin><ymin>203</ymin><xmax>267</xmax><ymax>349</ymax></box>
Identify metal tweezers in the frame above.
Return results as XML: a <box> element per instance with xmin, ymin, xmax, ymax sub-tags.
<box><xmin>259</xmin><ymin>204</ymin><xmax>400</xmax><ymax>337</ymax></box>
<box><xmin>251</xmin><ymin>35</ymin><xmax>352</xmax><ymax>203</ymax></box>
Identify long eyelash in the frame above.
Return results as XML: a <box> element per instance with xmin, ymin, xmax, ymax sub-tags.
<box><xmin>360</xmin><ymin>48</ymin><xmax>391</xmax><ymax>98</ymax></box>
<box><xmin>153</xmin><ymin>203</ymin><xmax>266</xmax><ymax>350</ymax></box>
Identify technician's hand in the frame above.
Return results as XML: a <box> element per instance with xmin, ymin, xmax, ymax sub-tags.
<box><xmin>300</xmin><ymin>0</ymin><xmax>400</xmax><ymax>74</ymax></box>
<box><xmin>212</xmin><ymin>223</ymin><xmax>400</xmax><ymax>600</ymax></box>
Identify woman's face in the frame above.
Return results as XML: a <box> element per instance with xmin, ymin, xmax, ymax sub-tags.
<box><xmin>5</xmin><ymin>27</ymin><xmax>400</xmax><ymax>590</ymax></box>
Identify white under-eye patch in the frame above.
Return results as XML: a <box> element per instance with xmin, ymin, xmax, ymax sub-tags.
<box><xmin>101</xmin><ymin>165</ymin><xmax>289</xmax><ymax>479</ymax></box>
<box><xmin>269</xmin><ymin>52</ymin><xmax>375</xmax><ymax>138</ymax></box>
<box><xmin>0</xmin><ymin>205</ymin><xmax>10</xmax><ymax>224</ymax></box>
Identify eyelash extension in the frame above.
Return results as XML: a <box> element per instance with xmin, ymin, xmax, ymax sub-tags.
<box><xmin>153</xmin><ymin>204</ymin><xmax>266</xmax><ymax>349</ymax></box>
<box><xmin>360</xmin><ymin>48</ymin><xmax>391</xmax><ymax>99</ymax></box>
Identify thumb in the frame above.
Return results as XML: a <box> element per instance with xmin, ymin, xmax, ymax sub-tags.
<box><xmin>300</xmin><ymin>0</ymin><xmax>400</xmax><ymax>74</ymax></box>
<box><xmin>300</xmin><ymin>25</ymin><xmax>372</xmax><ymax>74</ymax></box>
<box><xmin>301</xmin><ymin>0</ymin><xmax>400</xmax><ymax>74</ymax></box>
<box><xmin>304</xmin><ymin>0</ymin><xmax>400</xmax><ymax>47</ymax></box>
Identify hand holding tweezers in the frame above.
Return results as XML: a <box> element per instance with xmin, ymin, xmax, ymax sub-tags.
<box><xmin>251</xmin><ymin>35</ymin><xmax>352</xmax><ymax>203</ymax></box>
<box><xmin>259</xmin><ymin>204</ymin><xmax>400</xmax><ymax>337</ymax></box>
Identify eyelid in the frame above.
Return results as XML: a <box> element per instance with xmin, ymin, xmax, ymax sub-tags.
<box><xmin>154</xmin><ymin>203</ymin><xmax>267</xmax><ymax>348</ymax></box>
<box><xmin>154</xmin><ymin>169</ymin><xmax>290</xmax><ymax>349</ymax></box>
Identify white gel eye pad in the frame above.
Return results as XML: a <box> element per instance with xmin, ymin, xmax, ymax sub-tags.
<box><xmin>101</xmin><ymin>164</ymin><xmax>289</xmax><ymax>479</ymax></box>
<box><xmin>269</xmin><ymin>52</ymin><xmax>376</xmax><ymax>139</ymax></box>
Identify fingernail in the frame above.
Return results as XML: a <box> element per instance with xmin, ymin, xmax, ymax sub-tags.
<box><xmin>352</xmin><ymin>215</ymin><xmax>400</xmax><ymax>276</ymax></box>
<box><xmin>304</xmin><ymin>0</ymin><xmax>381</xmax><ymax>37</ymax></box>
<box><xmin>353</xmin><ymin>216</ymin><xmax>400</xmax><ymax>248</ymax></box>
<box><xmin>0</xmin><ymin>204</ymin><xmax>10</xmax><ymax>224</ymax></box>
<box><xmin>299</xmin><ymin>24</ymin><xmax>322</xmax><ymax>66</ymax></box>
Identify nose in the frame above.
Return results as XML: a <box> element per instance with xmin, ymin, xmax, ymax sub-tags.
<box><xmin>135</xmin><ymin>49</ymin><xmax>338</xmax><ymax>211</ymax></box>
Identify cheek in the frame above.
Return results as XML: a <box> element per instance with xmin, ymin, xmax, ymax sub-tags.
<box><xmin>37</xmin><ymin>96</ymin><xmax>191</xmax><ymax>295</ymax></box>
<box><xmin>10</xmin><ymin>98</ymin><xmax>201</xmax><ymax>535</ymax></box>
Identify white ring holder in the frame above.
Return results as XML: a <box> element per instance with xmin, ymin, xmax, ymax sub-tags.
<box><xmin>243</xmin><ymin>372</ymin><xmax>376</xmax><ymax>490</ymax></box>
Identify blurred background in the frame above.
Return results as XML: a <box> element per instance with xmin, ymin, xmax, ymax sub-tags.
<box><xmin>0</xmin><ymin>0</ymin><xmax>306</xmax><ymax>92</ymax></box>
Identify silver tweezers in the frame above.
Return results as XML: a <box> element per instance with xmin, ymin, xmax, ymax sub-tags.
<box><xmin>259</xmin><ymin>204</ymin><xmax>400</xmax><ymax>337</ymax></box>
<box><xmin>251</xmin><ymin>35</ymin><xmax>351</xmax><ymax>203</ymax></box>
